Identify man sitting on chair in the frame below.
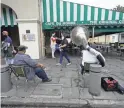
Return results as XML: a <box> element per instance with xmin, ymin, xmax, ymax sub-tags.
<box><xmin>13</xmin><ymin>45</ymin><xmax>52</xmax><ymax>82</ymax></box>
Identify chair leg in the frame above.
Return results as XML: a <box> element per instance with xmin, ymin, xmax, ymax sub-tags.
<box><xmin>11</xmin><ymin>67</ymin><xmax>19</xmax><ymax>79</ymax></box>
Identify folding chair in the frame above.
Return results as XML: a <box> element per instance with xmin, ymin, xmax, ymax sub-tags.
<box><xmin>10</xmin><ymin>65</ymin><xmax>35</xmax><ymax>91</ymax></box>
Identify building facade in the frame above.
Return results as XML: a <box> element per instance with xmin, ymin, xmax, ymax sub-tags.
<box><xmin>1</xmin><ymin>0</ymin><xmax>124</xmax><ymax>59</ymax></box>
<box><xmin>1</xmin><ymin>0</ymin><xmax>44</xmax><ymax>59</ymax></box>
<box><xmin>89</xmin><ymin>33</ymin><xmax>124</xmax><ymax>44</ymax></box>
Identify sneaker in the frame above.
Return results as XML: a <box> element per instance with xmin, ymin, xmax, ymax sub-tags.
<box><xmin>67</xmin><ymin>63</ymin><xmax>71</xmax><ymax>66</ymax></box>
<box><xmin>42</xmin><ymin>78</ymin><xmax>52</xmax><ymax>82</ymax></box>
<box><xmin>56</xmin><ymin>63</ymin><xmax>61</xmax><ymax>66</ymax></box>
<box><xmin>52</xmin><ymin>57</ymin><xmax>56</xmax><ymax>59</ymax></box>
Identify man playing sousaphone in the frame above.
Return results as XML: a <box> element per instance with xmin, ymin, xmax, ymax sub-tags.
<box><xmin>70</xmin><ymin>26</ymin><xmax>105</xmax><ymax>74</ymax></box>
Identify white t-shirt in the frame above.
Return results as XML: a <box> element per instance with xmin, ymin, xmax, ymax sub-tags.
<box><xmin>50</xmin><ymin>37</ymin><xmax>56</xmax><ymax>48</ymax></box>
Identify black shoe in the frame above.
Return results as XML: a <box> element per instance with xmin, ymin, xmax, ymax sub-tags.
<box><xmin>42</xmin><ymin>78</ymin><xmax>52</xmax><ymax>82</ymax></box>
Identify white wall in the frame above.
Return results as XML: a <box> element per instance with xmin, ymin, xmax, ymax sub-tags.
<box><xmin>2</xmin><ymin>0</ymin><xmax>44</xmax><ymax>59</ymax></box>
<box><xmin>109</xmin><ymin>34</ymin><xmax>119</xmax><ymax>43</ymax></box>
<box><xmin>89</xmin><ymin>34</ymin><xmax>120</xmax><ymax>44</ymax></box>
<box><xmin>120</xmin><ymin>33</ymin><xmax>124</xmax><ymax>43</ymax></box>
<box><xmin>1</xmin><ymin>0</ymin><xmax>40</xmax><ymax>19</ymax></box>
<box><xmin>18</xmin><ymin>21</ymin><xmax>40</xmax><ymax>59</ymax></box>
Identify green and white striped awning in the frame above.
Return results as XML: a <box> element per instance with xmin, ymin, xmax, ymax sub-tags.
<box><xmin>42</xmin><ymin>0</ymin><xmax>124</xmax><ymax>29</ymax></box>
<box><xmin>1</xmin><ymin>6</ymin><xmax>17</xmax><ymax>27</ymax></box>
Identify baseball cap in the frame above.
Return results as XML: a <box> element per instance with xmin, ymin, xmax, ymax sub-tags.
<box><xmin>18</xmin><ymin>45</ymin><xmax>28</xmax><ymax>51</ymax></box>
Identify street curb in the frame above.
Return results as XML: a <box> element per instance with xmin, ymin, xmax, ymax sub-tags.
<box><xmin>1</xmin><ymin>97</ymin><xmax>124</xmax><ymax>108</ymax></box>
<box><xmin>1</xmin><ymin>97</ymin><xmax>87</xmax><ymax>108</ymax></box>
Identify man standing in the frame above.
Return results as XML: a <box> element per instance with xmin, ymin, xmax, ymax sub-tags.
<box><xmin>13</xmin><ymin>45</ymin><xmax>52</xmax><ymax>82</ymax></box>
<box><xmin>56</xmin><ymin>33</ymin><xmax>71</xmax><ymax>66</ymax></box>
<box><xmin>2</xmin><ymin>31</ymin><xmax>15</xmax><ymax>64</ymax></box>
<box><xmin>2</xmin><ymin>31</ymin><xmax>12</xmax><ymax>44</ymax></box>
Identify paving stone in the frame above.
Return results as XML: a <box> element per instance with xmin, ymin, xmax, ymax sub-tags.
<box><xmin>32</xmin><ymin>84</ymin><xmax>62</xmax><ymax>98</ymax></box>
<box><xmin>66</xmin><ymin>65</ymin><xmax>78</xmax><ymax>69</ymax></box>
<box><xmin>35</xmin><ymin>98</ymin><xmax>43</xmax><ymax>102</ymax></box>
<box><xmin>15</xmin><ymin>86</ymin><xmax>35</xmax><ymax>97</ymax></box>
<box><xmin>93</xmin><ymin>89</ymin><xmax>117</xmax><ymax>100</ymax></box>
<box><xmin>23</xmin><ymin>97</ymin><xmax>37</xmax><ymax>103</ymax></box>
<box><xmin>50</xmin><ymin>71</ymin><xmax>65</xmax><ymax>78</ymax></box>
<box><xmin>82</xmin><ymin>73</ymin><xmax>90</xmax><ymax>88</ymax></box>
<box><xmin>113</xmin><ymin>92</ymin><xmax>124</xmax><ymax>100</ymax></box>
<box><xmin>1</xmin><ymin>86</ymin><xmax>17</xmax><ymax>97</ymax></box>
<box><xmin>71</xmin><ymin>78</ymin><xmax>80</xmax><ymax>87</ymax></box>
<box><xmin>41</xmin><ymin>98</ymin><xmax>69</xmax><ymax>107</ymax></box>
<box><xmin>2</xmin><ymin>85</ymin><xmax>35</xmax><ymax>98</ymax></box>
<box><xmin>46</xmin><ymin>77</ymin><xmax>60</xmax><ymax>84</ymax></box>
<box><xmin>62</xmin><ymin>87</ymin><xmax>80</xmax><ymax>99</ymax></box>
<box><xmin>68</xmin><ymin>99</ymin><xmax>80</xmax><ymax>107</ymax></box>
<box><xmin>59</xmin><ymin>78</ymin><xmax>71</xmax><ymax>87</ymax></box>
<box><xmin>79</xmin><ymin>99</ymin><xmax>88</xmax><ymax>107</ymax></box>
<box><xmin>78</xmin><ymin>79</ymin><xmax>85</xmax><ymax>88</ymax></box>
<box><xmin>1</xmin><ymin>97</ymin><xmax>24</xmax><ymax>104</ymax></box>
<box><xmin>80</xmin><ymin>88</ymin><xmax>93</xmax><ymax>99</ymax></box>
<box><xmin>65</xmin><ymin>71</ymin><xmax>78</xmax><ymax>78</ymax></box>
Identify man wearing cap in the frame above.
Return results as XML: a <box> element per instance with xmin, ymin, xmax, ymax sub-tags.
<box><xmin>13</xmin><ymin>45</ymin><xmax>52</xmax><ymax>82</ymax></box>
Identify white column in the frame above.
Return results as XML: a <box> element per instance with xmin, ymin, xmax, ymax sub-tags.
<box><xmin>105</xmin><ymin>35</ymin><xmax>106</xmax><ymax>44</ymax></box>
<box><xmin>16</xmin><ymin>19</ymin><xmax>42</xmax><ymax>59</ymax></box>
<box><xmin>98</xmin><ymin>36</ymin><xmax>99</xmax><ymax>43</ymax></box>
<box><xmin>92</xmin><ymin>26</ymin><xmax>95</xmax><ymax>43</ymax></box>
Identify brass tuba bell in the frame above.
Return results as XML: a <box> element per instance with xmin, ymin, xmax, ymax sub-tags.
<box><xmin>70</xmin><ymin>26</ymin><xmax>89</xmax><ymax>49</ymax></box>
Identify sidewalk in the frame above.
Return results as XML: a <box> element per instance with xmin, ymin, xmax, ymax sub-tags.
<box><xmin>1</xmin><ymin>56</ymin><xmax>124</xmax><ymax>108</ymax></box>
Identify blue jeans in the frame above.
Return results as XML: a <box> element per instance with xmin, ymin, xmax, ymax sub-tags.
<box><xmin>59</xmin><ymin>51</ymin><xmax>71</xmax><ymax>64</ymax></box>
<box><xmin>35</xmin><ymin>68</ymin><xmax>49</xmax><ymax>81</ymax></box>
<box><xmin>55</xmin><ymin>44</ymin><xmax>60</xmax><ymax>51</ymax></box>
<box><xmin>5</xmin><ymin>58</ymin><xmax>14</xmax><ymax>65</ymax></box>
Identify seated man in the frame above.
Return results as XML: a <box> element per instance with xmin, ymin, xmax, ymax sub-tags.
<box><xmin>13</xmin><ymin>45</ymin><xmax>52</xmax><ymax>82</ymax></box>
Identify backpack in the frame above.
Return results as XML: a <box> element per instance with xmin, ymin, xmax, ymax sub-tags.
<box><xmin>1</xmin><ymin>41</ymin><xmax>13</xmax><ymax>58</ymax></box>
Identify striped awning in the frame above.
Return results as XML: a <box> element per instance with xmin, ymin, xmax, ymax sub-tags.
<box><xmin>42</xmin><ymin>0</ymin><xmax>124</xmax><ymax>29</ymax></box>
<box><xmin>1</xmin><ymin>6</ymin><xmax>17</xmax><ymax>27</ymax></box>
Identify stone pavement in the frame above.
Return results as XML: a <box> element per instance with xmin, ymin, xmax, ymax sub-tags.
<box><xmin>1</xmin><ymin>56</ymin><xmax>124</xmax><ymax>108</ymax></box>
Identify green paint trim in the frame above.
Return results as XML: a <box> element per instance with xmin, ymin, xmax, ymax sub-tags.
<box><xmin>84</xmin><ymin>5</ymin><xmax>88</xmax><ymax>21</ymax></box>
<box><xmin>105</xmin><ymin>9</ymin><xmax>109</xmax><ymax>20</ymax></box>
<box><xmin>56</xmin><ymin>0</ymin><xmax>60</xmax><ymax>22</ymax></box>
<box><xmin>9</xmin><ymin>8</ymin><xmax>14</xmax><ymax>27</ymax></box>
<box><xmin>112</xmin><ymin>11</ymin><xmax>116</xmax><ymax>20</ymax></box>
<box><xmin>42</xmin><ymin>23</ymin><xmax>124</xmax><ymax>33</ymax></box>
<box><xmin>43</xmin><ymin>0</ymin><xmax>47</xmax><ymax>22</ymax></box>
<box><xmin>70</xmin><ymin>2</ymin><xmax>74</xmax><ymax>21</ymax></box>
<box><xmin>49</xmin><ymin>0</ymin><xmax>53</xmax><ymax>22</ymax></box>
<box><xmin>119</xmin><ymin>12</ymin><xmax>123</xmax><ymax>20</ymax></box>
<box><xmin>98</xmin><ymin>8</ymin><xmax>102</xmax><ymax>21</ymax></box>
<box><xmin>91</xmin><ymin>6</ymin><xmax>95</xmax><ymax>21</ymax></box>
<box><xmin>3</xmin><ymin>8</ymin><xmax>8</xmax><ymax>27</ymax></box>
<box><xmin>94</xmin><ymin>28</ymin><xmax>124</xmax><ymax>32</ymax></box>
<box><xmin>63</xmin><ymin>1</ymin><xmax>67</xmax><ymax>22</ymax></box>
<box><xmin>77</xmin><ymin>4</ymin><xmax>80</xmax><ymax>21</ymax></box>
